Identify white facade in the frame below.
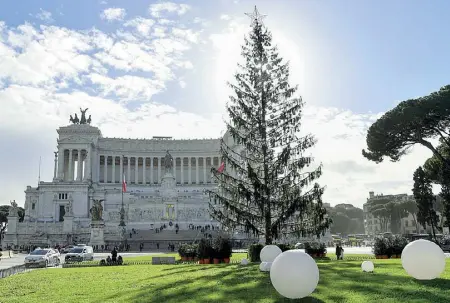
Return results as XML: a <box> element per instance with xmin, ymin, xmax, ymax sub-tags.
<box><xmin>3</xmin><ymin>122</ymin><xmax>234</xmax><ymax>247</ymax></box>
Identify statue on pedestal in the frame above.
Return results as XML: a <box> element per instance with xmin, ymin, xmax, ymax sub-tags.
<box><xmin>164</xmin><ymin>150</ymin><xmax>173</xmax><ymax>174</ymax></box>
<box><xmin>90</xmin><ymin>199</ymin><xmax>104</xmax><ymax>221</ymax></box>
<box><xmin>79</xmin><ymin>107</ymin><xmax>89</xmax><ymax>124</ymax></box>
<box><xmin>65</xmin><ymin>200</ymin><xmax>73</xmax><ymax>217</ymax></box>
<box><xmin>9</xmin><ymin>200</ymin><xmax>18</xmax><ymax>217</ymax></box>
<box><xmin>69</xmin><ymin>108</ymin><xmax>91</xmax><ymax>125</ymax></box>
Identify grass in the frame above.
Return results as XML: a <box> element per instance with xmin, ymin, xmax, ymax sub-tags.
<box><xmin>1</xmin><ymin>256</ymin><xmax>450</xmax><ymax>303</ymax></box>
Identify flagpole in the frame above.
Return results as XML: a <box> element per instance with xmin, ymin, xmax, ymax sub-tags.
<box><xmin>38</xmin><ymin>156</ymin><xmax>41</xmax><ymax>186</ymax></box>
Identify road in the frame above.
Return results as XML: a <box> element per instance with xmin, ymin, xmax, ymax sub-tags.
<box><xmin>0</xmin><ymin>252</ymin><xmax>164</xmax><ymax>271</ymax></box>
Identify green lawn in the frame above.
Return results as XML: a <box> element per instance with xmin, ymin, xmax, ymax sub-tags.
<box><xmin>1</xmin><ymin>257</ymin><xmax>450</xmax><ymax>302</ymax></box>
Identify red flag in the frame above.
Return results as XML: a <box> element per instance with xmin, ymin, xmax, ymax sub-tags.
<box><xmin>217</xmin><ymin>161</ymin><xmax>225</xmax><ymax>173</ymax></box>
<box><xmin>122</xmin><ymin>174</ymin><xmax>127</xmax><ymax>193</ymax></box>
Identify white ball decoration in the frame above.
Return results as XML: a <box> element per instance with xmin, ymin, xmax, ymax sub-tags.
<box><xmin>402</xmin><ymin>239</ymin><xmax>445</xmax><ymax>280</ymax></box>
<box><xmin>260</xmin><ymin>245</ymin><xmax>282</xmax><ymax>263</ymax></box>
<box><xmin>259</xmin><ymin>261</ymin><xmax>271</xmax><ymax>272</ymax></box>
<box><xmin>260</xmin><ymin>262</ymin><xmax>267</xmax><ymax>271</ymax></box>
<box><xmin>361</xmin><ymin>261</ymin><xmax>374</xmax><ymax>272</ymax></box>
<box><xmin>241</xmin><ymin>258</ymin><xmax>249</xmax><ymax>265</ymax></box>
<box><xmin>270</xmin><ymin>250</ymin><xmax>319</xmax><ymax>299</ymax></box>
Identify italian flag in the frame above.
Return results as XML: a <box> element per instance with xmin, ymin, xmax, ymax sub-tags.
<box><xmin>122</xmin><ymin>173</ymin><xmax>127</xmax><ymax>193</ymax></box>
<box><xmin>217</xmin><ymin>161</ymin><xmax>225</xmax><ymax>173</ymax></box>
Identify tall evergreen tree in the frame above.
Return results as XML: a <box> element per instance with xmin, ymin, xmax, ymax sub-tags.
<box><xmin>207</xmin><ymin>7</ymin><xmax>331</xmax><ymax>245</ymax></box>
<box><xmin>412</xmin><ymin>166</ymin><xmax>441</xmax><ymax>241</ymax></box>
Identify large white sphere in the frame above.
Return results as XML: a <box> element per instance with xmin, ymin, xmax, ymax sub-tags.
<box><xmin>361</xmin><ymin>261</ymin><xmax>374</xmax><ymax>272</ymax></box>
<box><xmin>260</xmin><ymin>245</ymin><xmax>282</xmax><ymax>263</ymax></box>
<box><xmin>401</xmin><ymin>239</ymin><xmax>445</xmax><ymax>280</ymax></box>
<box><xmin>270</xmin><ymin>250</ymin><xmax>319</xmax><ymax>299</ymax></box>
<box><xmin>241</xmin><ymin>258</ymin><xmax>249</xmax><ymax>265</ymax></box>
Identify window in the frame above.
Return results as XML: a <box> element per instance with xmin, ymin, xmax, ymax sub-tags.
<box><xmin>58</xmin><ymin>193</ymin><xmax>68</xmax><ymax>200</ymax></box>
<box><xmin>32</xmin><ymin>203</ymin><xmax>35</xmax><ymax>210</ymax></box>
<box><xmin>59</xmin><ymin>205</ymin><xmax>65</xmax><ymax>222</ymax></box>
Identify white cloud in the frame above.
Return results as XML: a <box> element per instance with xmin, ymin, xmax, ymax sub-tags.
<box><xmin>88</xmin><ymin>73</ymin><xmax>165</xmax><ymax>100</ymax></box>
<box><xmin>179</xmin><ymin>79</ymin><xmax>186</xmax><ymax>88</ymax></box>
<box><xmin>124</xmin><ymin>17</ymin><xmax>155</xmax><ymax>36</ymax></box>
<box><xmin>220</xmin><ymin>14</ymin><xmax>231</xmax><ymax>21</ymax></box>
<box><xmin>149</xmin><ymin>2</ymin><xmax>190</xmax><ymax>18</ymax></box>
<box><xmin>100</xmin><ymin>8</ymin><xmax>126</xmax><ymax>21</ymax></box>
<box><xmin>35</xmin><ymin>9</ymin><xmax>53</xmax><ymax>22</ymax></box>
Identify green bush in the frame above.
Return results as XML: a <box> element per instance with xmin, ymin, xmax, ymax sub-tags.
<box><xmin>276</xmin><ymin>243</ymin><xmax>291</xmax><ymax>252</ymax></box>
<box><xmin>178</xmin><ymin>243</ymin><xmax>198</xmax><ymax>258</ymax></box>
<box><xmin>219</xmin><ymin>237</ymin><xmax>233</xmax><ymax>258</ymax></box>
<box><xmin>212</xmin><ymin>236</ymin><xmax>232</xmax><ymax>259</ymax></box>
<box><xmin>197</xmin><ymin>239</ymin><xmax>212</xmax><ymax>259</ymax></box>
<box><xmin>373</xmin><ymin>237</ymin><xmax>390</xmax><ymax>256</ymax></box>
<box><xmin>304</xmin><ymin>242</ymin><xmax>326</xmax><ymax>255</ymax></box>
<box><xmin>247</xmin><ymin>244</ymin><xmax>264</xmax><ymax>262</ymax></box>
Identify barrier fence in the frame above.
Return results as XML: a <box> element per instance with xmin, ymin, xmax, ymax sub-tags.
<box><xmin>0</xmin><ymin>264</ymin><xmax>30</xmax><ymax>279</ymax></box>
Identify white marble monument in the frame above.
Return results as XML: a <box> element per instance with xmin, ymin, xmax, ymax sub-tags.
<box><xmin>2</xmin><ymin>109</ymin><xmax>240</xmax><ymax>248</ymax></box>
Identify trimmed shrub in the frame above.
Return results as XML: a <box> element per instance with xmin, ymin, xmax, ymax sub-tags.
<box><xmin>276</xmin><ymin>243</ymin><xmax>291</xmax><ymax>252</ymax></box>
<box><xmin>248</xmin><ymin>244</ymin><xmax>264</xmax><ymax>262</ymax></box>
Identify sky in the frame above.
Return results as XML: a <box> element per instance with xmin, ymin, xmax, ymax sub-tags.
<box><xmin>1</xmin><ymin>0</ymin><xmax>449</xmax><ymax>209</ymax></box>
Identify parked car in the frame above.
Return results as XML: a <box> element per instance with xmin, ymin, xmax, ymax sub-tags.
<box><xmin>64</xmin><ymin>245</ymin><xmax>94</xmax><ymax>262</ymax></box>
<box><xmin>24</xmin><ymin>248</ymin><xmax>61</xmax><ymax>268</ymax></box>
<box><xmin>61</xmin><ymin>245</ymin><xmax>75</xmax><ymax>254</ymax></box>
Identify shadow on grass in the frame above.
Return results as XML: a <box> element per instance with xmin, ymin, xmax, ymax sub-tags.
<box><xmin>97</xmin><ymin>261</ymin><xmax>450</xmax><ymax>303</ymax></box>
<box><xmin>100</xmin><ymin>264</ymin><xmax>326</xmax><ymax>303</ymax></box>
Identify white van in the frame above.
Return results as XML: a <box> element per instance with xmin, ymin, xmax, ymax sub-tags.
<box><xmin>64</xmin><ymin>245</ymin><xmax>94</xmax><ymax>262</ymax></box>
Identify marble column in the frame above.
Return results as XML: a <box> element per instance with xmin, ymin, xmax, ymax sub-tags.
<box><xmin>83</xmin><ymin>149</ymin><xmax>91</xmax><ymax>181</ymax></box>
<box><xmin>188</xmin><ymin>157</ymin><xmax>191</xmax><ymax>184</ymax></box>
<box><xmin>111</xmin><ymin>156</ymin><xmax>116</xmax><ymax>183</ymax></box>
<box><xmin>181</xmin><ymin>157</ymin><xmax>184</xmax><ymax>184</ymax></box>
<box><xmin>150</xmin><ymin>158</ymin><xmax>154</xmax><ymax>184</ymax></box>
<box><xmin>120</xmin><ymin>156</ymin><xmax>124</xmax><ymax>184</ymax></box>
<box><xmin>135</xmin><ymin>157</ymin><xmax>139</xmax><ymax>184</ymax></box>
<box><xmin>158</xmin><ymin>157</ymin><xmax>161</xmax><ymax>183</ymax></box>
<box><xmin>53</xmin><ymin>151</ymin><xmax>58</xmax><ymax>180</ymax></box>
<box><xmin>203</xmin><ymin>157</ymin><xmax>207</xmax><ymax>184</ymax></box>
<box><xmin>143</xmin><ymin>157</ymin><xmax>146</xmax><ymax>185</ymax></box>
<box><xmin>173</xmin><ymin>157</ymin><xmax>176</xmax><ymax>179</ymax></box>
<box><xmin>57</xmin><ymin>148</ymin><xmax>65</xmax><ymax>180</ymax></box>
<box><xmin>68</xmin><ymin>149</ymin><xmax>73</xmax><ymax>181</ymax></box>
<box><xmin>97</xmin><ymin>155</ymin><xmax>101</xmax><ymax>182</ymax></box>
<box><xmin>127</xmin><ymin>156</ymin><xmax>131</xmax><ymax>184</ymax></box>
<box><xmin>195</xmin><ymin>157</ymin><xmax>199</xmax><ymax>184</ymax></box>
<box><xmin>77</xmin><ymin>150</ymin><xmax>83</xmax><ymax>181</ymax></box>
<box><xmin>103</xmin><ymin>155</ymin><xmax>108</xmax><ymax>183</ymax></box>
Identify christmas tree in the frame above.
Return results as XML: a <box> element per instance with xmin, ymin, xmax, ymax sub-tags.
<box><xmin>207</xmin><ymin>7</ymin><xmax>331</xmax><ymax>245</ymax></box>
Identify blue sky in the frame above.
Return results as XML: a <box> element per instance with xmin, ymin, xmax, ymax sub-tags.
<box><xmin>0</xmin><ymin>0</ymin><xmax>447</xmax><ymax>207</ymax></box>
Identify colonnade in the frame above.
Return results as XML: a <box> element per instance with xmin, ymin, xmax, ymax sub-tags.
<box><xmin>55</xmin><ymin>148</ymin><xmax>90</xmax><ymax>181</ymax></box>
<box><xmin>97</xmin><ymin>155</ymin><xmax>220</xmax><ymax>185</ymax></box>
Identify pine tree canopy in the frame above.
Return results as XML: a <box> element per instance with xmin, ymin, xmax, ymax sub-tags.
<box><xmin>206</xmin><ymin>13</ymin><xmax>331</xmax><ymax>245</ymax></box>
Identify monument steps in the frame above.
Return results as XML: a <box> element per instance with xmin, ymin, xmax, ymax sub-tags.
<box><xmin>126</xmin><ymin>229</ymin><xmax>221</xmax><ymax>242</ymax></box>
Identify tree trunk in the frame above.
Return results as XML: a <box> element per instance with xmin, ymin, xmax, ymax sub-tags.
<box><xmin>265</xmin><ymin>211</ymin><xmax>272</xmax><ymax>245</ymax></box>
<box><xmin>411</xmin><ymin>213</ymin><xmax>419</xmax><ymax>233</ymax></box>
<box><xmin>431</xmin><ymin>222</ymin><xmax>437</xmax><ymax>242</ymax></box>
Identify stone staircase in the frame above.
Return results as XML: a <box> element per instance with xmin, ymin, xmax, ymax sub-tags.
<box><xmin>127</xmin><ymin>229</ymin><xmax>222</xmax><ymax>242</ymax></box>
